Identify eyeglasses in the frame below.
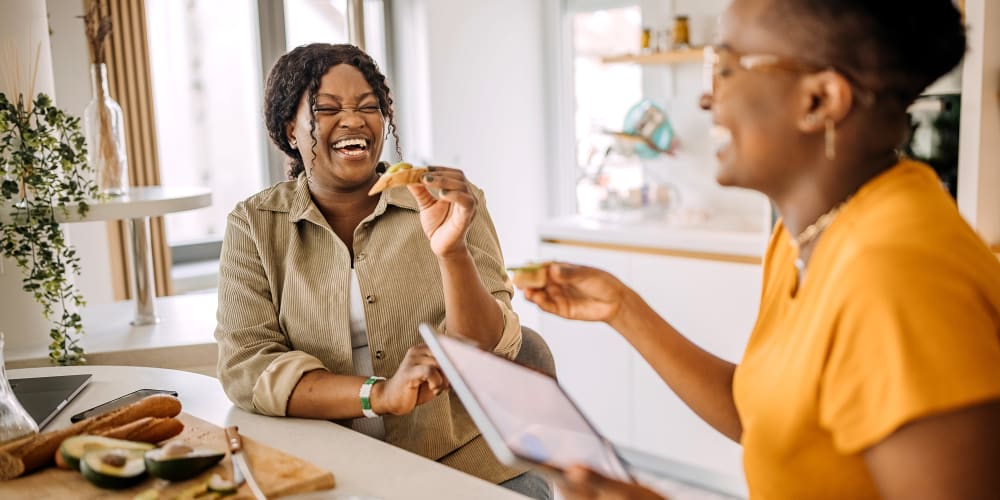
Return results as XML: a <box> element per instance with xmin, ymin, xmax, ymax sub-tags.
<box><xmin>702</xmin><ymin>45</ymin><xmax>875</xmax><ymax>107</ymax></box>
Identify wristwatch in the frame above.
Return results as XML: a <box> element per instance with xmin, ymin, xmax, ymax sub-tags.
<box><xmin>359</xmin><ymin>376</ymin><xmax>387</xmax><ymax>418</ymax></box>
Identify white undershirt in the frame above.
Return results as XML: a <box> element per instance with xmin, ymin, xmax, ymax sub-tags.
<box><xmin>349</xmin><ymin>269</ymin><xmax>386</xmax><ymax>440</ymax></box>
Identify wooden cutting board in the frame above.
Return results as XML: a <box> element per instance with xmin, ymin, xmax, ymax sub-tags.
<box><xmin>0</xmin><ymin>413</ymin><xmax>336</xmax><ymax>499</ymax></box>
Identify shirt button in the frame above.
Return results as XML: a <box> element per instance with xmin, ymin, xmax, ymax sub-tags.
<box><xmin>365</xmin><ymin>294</ymin><xmax>375</xmax><ymax>304</ymax></box>
<box><xmin>357</xmin><ymin>252</ymin><xmax>366</xmax><ymax>261</ymax></box>
<box><xmin>375</xmin><ymin>350</ymin><xmax>385</xmax><ymax>360</ymax></box>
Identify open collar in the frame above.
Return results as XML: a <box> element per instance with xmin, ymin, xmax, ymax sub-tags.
<box><xmin>256</xmin><ymin>174</ymin><xmax>420</xmax><ymax>226</ymax></box>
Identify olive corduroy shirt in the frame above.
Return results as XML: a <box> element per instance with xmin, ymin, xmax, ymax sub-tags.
<box><xmin>215</xmin><ymin>174</ymin><xmax>526</xmax><ymax>484</ymax></box>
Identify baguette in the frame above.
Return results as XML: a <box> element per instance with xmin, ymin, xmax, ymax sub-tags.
<box><xmin>0</xmin><ymin>394</ymin><xmax>182</xmax><ymax>479</ymax></box>
<box><xmin>0</xmin><ymin>451</ymin><xmax>24</xmax><ymax>479</ymax></box>
<box><xmin>94</xmin><ymin>416</ymin><xmax>184</xmax><ymax>444</ymax></box>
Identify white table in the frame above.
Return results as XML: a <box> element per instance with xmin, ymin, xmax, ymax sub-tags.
<box><xmin>80</xmin><ymin>187</ymin><xmax>211</xmax><ymax>326</ymax></box>
<box><xmin>2</xmin><ymin>186</ymin><xmax>211</xmax><ymax>326</ymax></box>
<box><xmin>6</xmin><ymin>366</ymin><xmax>525</xmax><ymax>500</ymax></box>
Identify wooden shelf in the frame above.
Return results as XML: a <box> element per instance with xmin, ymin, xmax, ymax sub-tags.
<box><xmin>601</xmin><ymin>47</ymin><xmax>705</xmax><ymax>65</ymax></box>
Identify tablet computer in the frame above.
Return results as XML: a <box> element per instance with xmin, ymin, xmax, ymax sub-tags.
<box><xmin>10</xmin><ymin>374</ymin><xmax>92</xmax><ymax>429</ymax></box>
<box><xmin>417</xmin><ymin>323</ymin><xmax>633</xmax><ymax>482</ymax></box>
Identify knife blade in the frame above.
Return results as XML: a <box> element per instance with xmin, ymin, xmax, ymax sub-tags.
<box><xmin>226</xmin><ymin>425</ymin><xmax>268</xmax><ymax>500</ymax></box>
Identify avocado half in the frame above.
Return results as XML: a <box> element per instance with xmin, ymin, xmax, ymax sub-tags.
<box><xmin>80</xmin><ymin>449</ymin><xmax>148</xmax><ymax>489</ymax></box>
<box><xmin>59</xmin><ymin>435</ymin><xmax>155</xmax><ymax>471</ymax></box>
<box><xmin>144</xmin><ymin>446</ymin><xmax>225</xmax><ymax>481</ymax></box>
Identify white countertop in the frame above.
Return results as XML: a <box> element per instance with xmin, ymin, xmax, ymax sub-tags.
<box><xmin>5</xmin><ymin>365</ymin><xmax>524</xmax><ymax>500</ymax></box>
<box><xmin>538</xmin><ymin>215</ymin><xmax>769</xmax><ymax>259</ymax></box>
<box><xmin>5</xmin><ymin>293</ymin><xmax>218</xmax><ymax>368</ymax></box>
<box><xmin>6</xmin><ymin>293</ymin><xmax>219</xmax><ymax>370</ymax></box>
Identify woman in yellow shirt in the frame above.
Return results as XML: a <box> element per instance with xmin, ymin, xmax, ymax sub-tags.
<box><xmin>521</xmin><ymin>0</ymin><xmax>1000</xmax><ymax>498</ymax></box>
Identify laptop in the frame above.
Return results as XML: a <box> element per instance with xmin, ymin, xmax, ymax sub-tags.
<box><xmin>417</xmin><ymin>323</ymin><xmax>634</xmax><ymax>482</ymax></box>
<box><xmin>9</xmin><ymin>374</ymin><xmax>92</xmax><ymax>429</ymax></box>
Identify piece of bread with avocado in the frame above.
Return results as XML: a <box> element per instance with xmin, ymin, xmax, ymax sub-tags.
<box><xmin>368</xmin><ymin>162</ymin><xmax>429</xmax><ymax>195</ymax></box>
<box><xmin>507</xmin><ymin>262</ymin><xmax>551</xmax><ymax>289</ymax></box>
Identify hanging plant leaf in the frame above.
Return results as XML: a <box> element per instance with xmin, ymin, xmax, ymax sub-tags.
<box><xmin>0</xmin><ymin>92</ymin><xmax>99</xmax><ymax>365</ymax></box>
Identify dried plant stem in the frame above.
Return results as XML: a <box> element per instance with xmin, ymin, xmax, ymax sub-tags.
<box><xmin>3</xmin><ymin>41</ymin><xmax>39</xmax><ymax>200</ymax></box>
<box><xmin>82</xmin><ymin>0</ymin><xmax>122</xmax><ymax>191</ymax></box>
<box><xmin>94</xmin><ymin>70</ymin><xmax>122</xmax><ymax>190</ymax></box>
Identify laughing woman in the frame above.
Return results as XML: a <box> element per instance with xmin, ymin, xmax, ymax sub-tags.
<box><xmin>522</xmin><ymin>1</ymin><xmax>1000</xmax><ymax>499</ymax></box>
<box><xmin>214</xmin><ymin>43</ymin><xmax>549</xmax><ymax>500</ymax></box>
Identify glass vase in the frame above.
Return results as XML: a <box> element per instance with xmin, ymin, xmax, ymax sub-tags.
<box><xmin>84</xmin><ymin>63</ymin><xmax>129</xmax><ymax>197</ymax></box>
<box><xmin>0</xmin><ymin>332</ymin><xmax>39</xmax><ymax>444</ymax></box>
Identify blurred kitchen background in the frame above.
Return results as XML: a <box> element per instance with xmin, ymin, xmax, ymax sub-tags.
<box><xmin>5</xmin><ymin>0</ymin><xmax>995</xmax><ymax>497</ymax></box>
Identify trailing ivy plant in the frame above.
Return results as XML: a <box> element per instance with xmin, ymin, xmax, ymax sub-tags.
<box><xmin>0</xmin><ymin>92</ymin><xmax>99</xmax><ymax>365</ymax></box>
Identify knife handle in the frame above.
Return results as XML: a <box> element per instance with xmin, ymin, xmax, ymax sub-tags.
<box><xmin>225</xmin><ymin>425</ymin><xmax>243</xmax><ymax>453</ymax></box>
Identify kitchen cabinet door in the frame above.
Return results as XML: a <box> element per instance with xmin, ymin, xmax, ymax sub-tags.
<box><xmin>627</xmin><ymin>253</ymin><xmax>762</xmax><ymax>484</ymax></box>
<box><xmin>537</xmin><ymin>243</ymin><xmax>635</xmax><ymax>446</ymax></box>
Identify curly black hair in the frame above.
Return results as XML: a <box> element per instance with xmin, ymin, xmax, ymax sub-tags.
<box><xmin>263</xmin><ymin>43</ymin><xmax>401</xmax><ymax>180</ymax></box>
<box><xmin>766</xmin><ymin>0</ymin><xmax>966</xmax><ymax>107</ymax></box>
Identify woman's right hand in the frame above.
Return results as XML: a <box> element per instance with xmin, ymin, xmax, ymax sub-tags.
<box><xmin>557</xmin><ymin>466</ymin><xmax>667</xmax><ymax>500</ymax></box>
<box><xmin>369</xmin><ymin>344</ymin><xmax>449</xmax><ymax>416</ymax></box>
<box><xmin>520</xmin><ymin>262</ymin><xmax>631</xmax><ymax>323</ymax></box>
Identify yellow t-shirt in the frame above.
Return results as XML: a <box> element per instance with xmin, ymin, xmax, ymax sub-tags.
<box><xmin>733</xmin><ymin>160</ymin><xmax>1000</xmax><ymax>499</ymax></box>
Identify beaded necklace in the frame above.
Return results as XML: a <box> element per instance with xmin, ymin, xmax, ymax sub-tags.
<box><xmin>790</xmin><ymin>201</ymin><xmax>847</xmax><ymax>292</ymax></box>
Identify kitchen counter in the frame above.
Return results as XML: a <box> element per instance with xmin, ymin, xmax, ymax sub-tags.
<box><xmin>539</xmin><ymin>215</ymin><xmax>769</xmax><ymax>263</ymax></box>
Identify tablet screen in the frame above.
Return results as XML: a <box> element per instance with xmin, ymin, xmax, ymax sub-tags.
<box><xmin>434</xmin><ymin>332</ymin><xmax>632</xmax><ymax>481</ymax></box>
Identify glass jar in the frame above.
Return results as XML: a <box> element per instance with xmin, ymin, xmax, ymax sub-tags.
<box><xmin>0</xmin><ymin>332</ymin><xmax>38</xmax><ymax>444</ymax></box>
<box><xmin>672</xmin><ymin>15</ymin><xmax>691</xmax><ymax>48</ymax></box>
<box><xmin>84</xmin><ymin>63</ymin><xmax>130</xmax><ymax>197</ymax></box>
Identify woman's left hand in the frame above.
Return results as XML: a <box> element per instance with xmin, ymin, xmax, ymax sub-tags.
<box><xmin>408</xmin><ymin>166</ymin><xmax>476</xmax><ymax>258</ymax></box>
<box><xmin>557</xmin><ymin>466</ymin><xmax>667</xmax><ymax>500</ymax></box>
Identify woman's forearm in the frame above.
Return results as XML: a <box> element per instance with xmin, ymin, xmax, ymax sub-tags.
<box><xmin>437</xmin><ymin>248</ymin><xmax>505</xmax><ymax>349</ymax></box>
<box><xmin>286</xmin><ymin>370</ymin><xmax>377</xmax><ymax>420</ymax></box>
<box><xmin>610</xmin><ymin>290</ymin><xmax>743</xmax><ymax>442</ymax></box>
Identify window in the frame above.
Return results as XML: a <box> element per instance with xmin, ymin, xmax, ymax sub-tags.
<box><xmin>146</xmin><ymin>0</ymin><xmax>266</xmax><ymax>251</ymax></box>
<box><xmin>563</xmin><ymin>3</ymin><xmax>644</xmax><ymax>219</ymax></box>
<box><xmin>572</xmin><ymin>7</ymin><xmax>642</xmax><ymax>168</ymax></box>
<box><xmin>146</xmin><ymin>0</ymin><xmax>389</xmax><ymax>291</ymax></box>
<box><xmin>284</xmin><ymin>0</ymin><xmax>387</xmax><ymax>67</ymax></box>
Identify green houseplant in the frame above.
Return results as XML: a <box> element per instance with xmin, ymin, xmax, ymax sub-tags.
<box><xmin>0</xmin><ymin>90</ymin><xmax>99</xmax><ymax>365</ymax></box>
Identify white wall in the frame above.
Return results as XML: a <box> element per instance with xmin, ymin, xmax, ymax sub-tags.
<box><xmin>958</xmin><ymin>0</ymin><xmax>1000</xmax><ymax>245</ymax></box>
<box><xmin>0</xmin><ymin>0</ymin><xmax>114</xmax><ymax>352</ymax></box>
<box><xmin>391</xmin><ymin>0</ymin><xmax>551</xmax><ymax>327</ymax></box>
<box><xmin>47</xmin><ymin>0</ymin><xmax>116</xmax><ymax>306</ymax></box>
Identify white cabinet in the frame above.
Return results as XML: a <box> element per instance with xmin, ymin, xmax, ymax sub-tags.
<box><xmin>628</xmin><ymin>253</ymin><xmax>760</xmax><ymax>485</ymax></box>
<box><xmin>537</xmin><ymin>241</ymin><xmax>761</xmax><ymax>490</ymax></box>
<box><xmin>537</xmin><ymin>244</ymin><xmax>635</xmax><ymax>446</ymax></box>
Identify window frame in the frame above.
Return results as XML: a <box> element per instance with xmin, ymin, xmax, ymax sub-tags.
<box><xmin>549</xmin><ymin>0</ymin><xmax>643</xmax><ymax>217</ymax></box>
<box><xmin>167</xmin><ymin>0</ymin><xmax>394</xmax><ymax>268</ymax></box>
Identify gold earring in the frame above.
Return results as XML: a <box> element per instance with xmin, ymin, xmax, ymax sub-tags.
<box><xmin>825</xmin><ymin>118</ymin><xmax>836</xmax><ymax>160</ymax></box>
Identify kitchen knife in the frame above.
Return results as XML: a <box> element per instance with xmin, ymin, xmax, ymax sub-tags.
<box><xmin>226</xmin><ymin>425</ymin><xmax>268</xmax><ymax>500</ymax></box>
